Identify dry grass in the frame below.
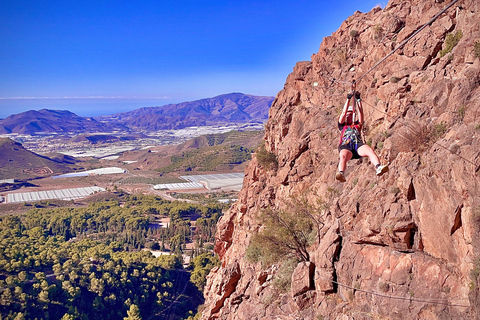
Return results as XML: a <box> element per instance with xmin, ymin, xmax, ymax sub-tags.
<box><xmin>395</xmin><ymin>120</ymin><xmax>434</xmax><ymax>153</ymax></box>
<box><xmin>372</xmin><ymin>25</ymin><xmax>384</xmax><ymax>42</ymax></box>
<box><xmin>334</xmin><ymin>48</ymin><xmax>348</xmax><ymax>67</ymax></box>
<box><xmin>396</xmin><ymin>120</ymin><xmax>450</xmax><ymax>154</ymax></box>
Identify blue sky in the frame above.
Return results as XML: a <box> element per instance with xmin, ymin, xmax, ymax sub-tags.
<box><xmin>0</xmin><ymin>0</ymin><xmax>384</xmax><ymax>118</ymax></box>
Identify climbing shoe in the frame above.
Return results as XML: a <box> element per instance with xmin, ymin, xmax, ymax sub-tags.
<box><xmin>335</xmin><ymin>172</ymin><xmax>346</xmax><ymax>182</ymax></box>
<box><xmin>376</xmin><ymin>163</ymin><xmax>389</xmax><ymax>176</ymax></box>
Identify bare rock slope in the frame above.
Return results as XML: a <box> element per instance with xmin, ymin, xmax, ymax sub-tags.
<box><xmin>202</xmin><ymin>0</ymin><xmax>480</xmax><ymax>319</ymax></box>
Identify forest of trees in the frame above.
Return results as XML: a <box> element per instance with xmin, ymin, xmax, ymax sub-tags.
<box><xmin>0</xmin><ymin>195</ymin><xmax>223</xmax><ymax>319</ymax></box>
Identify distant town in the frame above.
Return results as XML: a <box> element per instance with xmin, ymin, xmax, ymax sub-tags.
<box><xmin>2</xmin><ymin>122</ymin><xmax>263</xmax><ymax>157</ymax></box>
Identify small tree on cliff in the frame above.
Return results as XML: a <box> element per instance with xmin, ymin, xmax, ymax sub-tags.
<box><xmin>190</xmin><ymin>252</ymin><xmax>220</xmax><ymax>290</ymax></box>
<box><xmin>246</xmin><ymin>192</ymin><xmax>325</xmax><ymax>266</ymax></box>
<box><xmin>124</xmin><ymin>304</ymin><xmax>142</xmax><ymax>320</ymax></box>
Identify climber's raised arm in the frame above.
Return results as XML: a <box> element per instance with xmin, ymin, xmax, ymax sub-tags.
<box><xmin>338</xmin><ymin>98</ymin><xmax>350</xmax><ymax>124</ymax></box>
<box><xmin>356</xmin><ymin>92</ymin><xmax>364</xmax><ymax>125</ymax></box>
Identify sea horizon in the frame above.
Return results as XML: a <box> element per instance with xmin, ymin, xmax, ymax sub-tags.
<box><xmin>0</xmin><ymin>96</ymin><xmax>188</xmax><ymax>119</ymax></box>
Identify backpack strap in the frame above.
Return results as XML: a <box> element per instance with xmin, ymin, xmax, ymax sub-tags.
<box><xmin>339</xmin><ymin>125</ymin><xmax>347</xmax><ymax>145</ymax></box>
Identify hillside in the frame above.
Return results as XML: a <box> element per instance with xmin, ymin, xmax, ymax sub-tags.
<box><xmin>96</xmin><ymin>93</ymin><xmax>274</xmax><ymax>130</ymax></box>
<box><xmin>119</xmin><ymin>130</ymin><xmax>263</xmax><ymax>173</ymax></box>
<box><xmin>0</xmin><ymin>109</ymin><xmax>126</xmax><ymax>135</ymax></box>
<box><xmin>0</xmin><ymin>138</ymin><xmax>73</xmax><ymax>180</ymax></box>
<box><xmin>202</xmin><ymin>1</ymin><xmax>480</xmax><ymax>320</ymax></box>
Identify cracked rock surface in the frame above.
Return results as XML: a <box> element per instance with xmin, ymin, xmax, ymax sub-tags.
<box><xmin>202</xmin><ymin>0</ymin><xmax>480</xmax><ymax>319</ymax></box>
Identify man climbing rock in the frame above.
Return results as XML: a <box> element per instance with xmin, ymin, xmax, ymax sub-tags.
<box><xmin>336</xmin><ymin>87</ymin><xmax>388</xmax><ymax>182</ymax></box>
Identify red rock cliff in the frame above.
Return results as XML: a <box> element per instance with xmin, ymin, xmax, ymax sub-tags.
<box><xmin>202</xmin><ymin>0</ymin><xmax>480</xmax><ymax>319</ymax></box>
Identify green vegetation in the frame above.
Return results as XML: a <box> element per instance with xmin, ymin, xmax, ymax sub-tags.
<box><xmin>376</xmin><ymin>141</ymin><xmax>384</xmax><ymax>151</ymax></box>
<box><xmin>171</xmin><ymin>191</ymin><xmax>238</xmax><ymax>205</ymax></box>
<box><xmin>431</xmin><ymin>122</ymin><xmax>448</xmax><ymax>140</ymax></box>
<box><xmin>189</xmin><ymin>253</ymin><xmax>220</xmax><ymax>290</ymax></box>
<box><xmin>203</xmin><ymin>130</ymin><xmax>263</xmax><ymax>147</ymax></box>
<box><xmin>352</xmin><ymin>177</ymin><xmax>359</xmax><ymax>186</ymax></box>
<box><xmin>439</xmin><ymin>30</ymin><xmax>463</xmax><ymax>58</ymax></box>
<box><xmin>470</xmin><ymin>258</ymin><xmax>480</xmax><ymax>290</ymax></box>
<box><xmin>246</xmin><ymin>193</ymin><xmax>325</xmax><ymax>266</ymax></box>
<box><xmin>389</xmin><ymin>76</ymin><xmax>399</xmax><ymax>83</ymax></box>
<box><xmin>456</xmin><ymin>105</ymin><xmax>467</xmax><ymax>122</ymax></box>
<box><xmin>124</xmin><ymin>304</ymin><xmax>142</xmax><ymax>320</ymax></box>
<box><xmin>382</xmin><ymin>130</ymin><xmax>392</xmax><ymax>139</ymax></box>
<box><xmin>272</xmin><ymin>258</ymin><xmax>298</xmax><ymax>292</ymax></box>
<box><xmin>156</xmin><ymin>144</ymin><xmax>253</xmax><ymax>173</ymax></box>
<box><xmin>255</xmin><ymin>142</ymin><xmax>278</xmax><ymax>171</ymax></box>
<box><xmin>372</xmin><ymin>25</ymin><xmax>383</xmax><ymax>42</ymax></box>
<box><xmin>0</xmin><ymin>195</ymin><xmax>223</xmax><ymax>319</ymax></box>
<box><xmin>154</xmin><ymin>130</ymin><xmax>263</xmax><ymax>174</ymax></box>
<box><xmin>474</xmin><ymin>41</ymin><xmax>480</xmax><ymax>58</ymax></box>
<box><xmin>350</xmin><ymin>29</ymin><xmax>358</xmax><ymax>38</ymax></box>
<box><xmin>390</xmin><ymin>186</ymin><xmax>401</xmax><ymax>195</ymax></box>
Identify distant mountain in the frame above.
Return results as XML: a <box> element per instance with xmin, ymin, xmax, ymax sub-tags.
<box><xmin>0</xmin><ymin>109</ymin><xmax>127</xmax><ymax>135</ymax></box>
<box><xmin>0</xmin><ymin>138</ymin><xmax>73</xmax><ymax>180</ymax></box>
<box><xmin>0</xmin><ymin>93</ymin><xmax>273</xmax><ymax>135</ymax></box>
<box><xmin>96</xmin><ymin>93</ymin><xmax>274</xmax><ymax>130</ymax></box>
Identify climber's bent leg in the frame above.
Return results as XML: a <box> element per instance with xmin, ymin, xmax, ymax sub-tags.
<box><xmin>357</xmin><ymin>144</ymin><xmax>380</xmax><ymax>167</ymax></box>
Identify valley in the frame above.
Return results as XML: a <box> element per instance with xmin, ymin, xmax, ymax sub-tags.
<box><xmin>6</xmin><ymin>122</ymin><xmax>263</xmax><ymax>157</ymax></box>
<box><xmin>0</xmin><ymin>119</ymin><xmax>264</xmax><ymax>319</ymax></box>
<box><xmin>0</xmin><ymin>92</ymin><xmax>271</xmax><ymax>319</ymax></box>
<box><xmin>0</xmin><ymin>125</ymin><xmax>264</xmax><ymax>207</ymax></box>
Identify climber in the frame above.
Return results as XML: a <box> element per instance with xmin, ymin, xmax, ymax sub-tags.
<box><xmin>336</xmin><ymin>84</ymin><xmax>388</xmax><ymax>182</ymax></box>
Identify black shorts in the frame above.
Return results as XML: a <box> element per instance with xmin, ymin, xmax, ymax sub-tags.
<box><xmin>338</xmin><ymin>141</ymin><xmax>365</xmax><ymax>159</ymax></box>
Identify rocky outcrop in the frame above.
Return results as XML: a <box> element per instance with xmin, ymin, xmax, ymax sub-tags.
<box><xmin>202</xmin><ymin>0</ymin><xmax>480</xmax><ymax>319</ymax></box>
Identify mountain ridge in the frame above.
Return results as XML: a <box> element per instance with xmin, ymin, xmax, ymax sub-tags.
<box><xmin>0</xmin><ymin>109</ymin><xmax>127</xmax><ymax>135</ymax></box>
<box><xmin>0</xmin><ymin>93</ymin><xmax>274</xmax><ymax>135</ymax></box>
<box><xmin>95</xmin><ymin>92</ymin><xmax>274</xmax><ymax>131</ymax></box>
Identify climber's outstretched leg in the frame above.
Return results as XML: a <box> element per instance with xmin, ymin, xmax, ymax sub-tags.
<box><xmin>357</xmin><ymin>145</ymin><xmax>389</xmax><ymax>176</ymax></box>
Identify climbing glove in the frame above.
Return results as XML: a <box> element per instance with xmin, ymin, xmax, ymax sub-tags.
<box><xmin>347</xmin><ymin>92</ymin><xmax>361</xmax><ymax>100</ymax></box>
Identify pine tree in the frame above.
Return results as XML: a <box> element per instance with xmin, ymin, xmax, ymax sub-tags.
<box><xmin>124</xmin><ymin>304</ymin><xmax>142</xmax><ymax>320</ymax></box>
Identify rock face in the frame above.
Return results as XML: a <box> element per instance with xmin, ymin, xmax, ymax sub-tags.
<box><xmin>202</xmin><ymin>0</ymin><xmax>480</xmax><ymax>319</ymax></box>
